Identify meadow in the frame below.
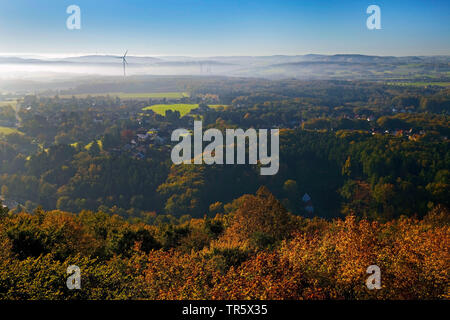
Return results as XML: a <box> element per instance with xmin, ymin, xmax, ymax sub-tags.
<box><xmin>143</xmin><ymin>104</ymin><xmax>227</xmax><ymax>117</ymax></box>
<box><xmin>0</xmin><ymin>100</ymin><xmax>17</xmax><ymax>108</ymax></box>
<box><xmin>59</xmin><ymin>92</ymin><xmax>190</xmax><ymax>99</ymax></box>
<box><xmin>386</xmin><ymin>81</ymin><xmax>450</xmax><ymax>88</ymax></box>
<box><xmin>0</xmin><ymin>126</ymin><xmax>20</xmax><ymax>135</ymax></box>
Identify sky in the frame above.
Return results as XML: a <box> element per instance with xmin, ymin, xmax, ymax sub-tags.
<box><xmin>0</xmin><ymin>0</ymin><xmax>448</xmax><ymax>57</ymax></box>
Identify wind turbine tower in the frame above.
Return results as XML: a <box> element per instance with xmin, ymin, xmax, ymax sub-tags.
<box><xmin>118</xmin><ymin>50</ymin><xmax>129</xmax><ymax>77</ymax></box>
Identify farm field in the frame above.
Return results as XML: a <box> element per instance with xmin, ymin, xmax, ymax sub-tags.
<box><xmin>0</xmin><ymin>100</ymin><xmax>17</xmax><ymax>108</ymax></box>
<box><xmin>59</xmin><ymin>92</ymin><xmax>190</xmax><ymax>99</ymax></box>
<box><xmin>143</xmin><ymin>104</ymin><xmax>228</xmax><ymax>117</ymax></box>
<box><xmin>0</xmin><ymin>126</ymin><xmax>20</xmax><ymax>135</ymax></box>
<box><xmin>386</xmin><ymin>82</ymin><xmax>450</xmax><ymax>87</ymax></box>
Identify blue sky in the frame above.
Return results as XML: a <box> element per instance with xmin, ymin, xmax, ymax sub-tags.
<box><xmin>0</xmin><ymin>0</ymin><xmax>448</xmax><ymax>57</ymax></box>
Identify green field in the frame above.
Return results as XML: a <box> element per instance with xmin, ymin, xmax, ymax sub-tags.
<box><xmin>386</xmin><ymin>82</ymin><xmax>450</xmax><ymax>88</ymax></box>
<box><xmin>59</xmin><ymin>92</ymin><xmax>190</xmax><ymax>99</ymax></box>
<box><xmin>0</xmin><ymin>100</ymin><xmax>17</xmax><ymax>108</ymax></box>
<box><xmin>0</xmin><ymin>126</ymin><xmax>20</xmax><ymax>135</ymax></box>
<box><xmin>143</xmin><ymin>104</ymin><xmax>228</xmax><ymax>117</ymax></box>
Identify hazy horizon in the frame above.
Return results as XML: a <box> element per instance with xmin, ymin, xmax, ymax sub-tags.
<box><xmin>2</xmin><ymin>52</ymin><xmax>450</xmax><ymax>59</ymax></box>
<box><xmin>1</xmin><ymin>1</ymin><xmax>449</xmax><ymax>88</ymax></box>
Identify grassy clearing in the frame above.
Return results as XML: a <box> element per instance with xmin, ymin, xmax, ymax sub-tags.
<box><xmin>117</xmin><ymin>92</ymin><xmax>189</xmax><ymax>99</ymax></box>
<box><xmin>0</xmin><ymin>100</ymin><xmax>17</xmax><ymax>108</ymax></box>
<box><xmin>0</xmin><ymin>126</ymin><xmax>20</xmax><ymax>135</ymax></box>
<box><xmin>143</xmin><ymin>104</ymin><xmax>227</xmax><ymax>117</ymax></box>
<box><xmin>386</xmin><ymin>82</ymin><xmax>450</xmax><ymax>87</ymax></box>
<box><xmin>59</xmin><ymin>92</ymin><xmax>190</xmax><ymax>99</ymax></box>
<box><xmin>143</xmin><ymin>104</ymin><xmax>198</xmax><ymax>117</ymax></box>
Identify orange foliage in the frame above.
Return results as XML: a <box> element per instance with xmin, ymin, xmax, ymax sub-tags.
<box><xmin>0</xmin><ymin>200</ymin><xmax>448</xmax><ymax>300</ymax></box>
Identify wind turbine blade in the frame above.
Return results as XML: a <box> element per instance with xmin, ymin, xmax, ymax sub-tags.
<box><xmin>124</xmin><ymin>50</ymin><xmax>128</xmax><ymax>58</ymax></box>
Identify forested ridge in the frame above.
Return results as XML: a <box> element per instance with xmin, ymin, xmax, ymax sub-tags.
<box><xmin>0</xmin><ymin>78</ymin><xmax>448</xmax><ymax>299</ymax></box>
<box><xmin>0</xmin><ymin>79</ymin><xmax>448</xmax><ymax>220</ymax></box>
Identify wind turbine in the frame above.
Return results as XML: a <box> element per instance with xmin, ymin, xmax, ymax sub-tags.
<box><xmin>118</xmin><ymin>50</ymin><xmax>128</xmax><ymax>77</ymax></box>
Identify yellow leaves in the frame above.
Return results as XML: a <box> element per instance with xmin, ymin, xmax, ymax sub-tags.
<box><xmin>0</xmin><ymin>208</ymin><xmax>448</xmax><ymax>300</ymax></box>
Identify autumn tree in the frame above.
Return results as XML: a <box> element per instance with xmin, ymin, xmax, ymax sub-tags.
<box><xmin>222</xmin><ymin>186</ymin><xmax>294</xmax><ymax>248</ymax></box>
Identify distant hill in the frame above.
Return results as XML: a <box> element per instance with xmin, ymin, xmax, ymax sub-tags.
<box><xmin>0</xmin><ymin>54</ymin><xmax>449</xmax><ymax>85</ymax></box>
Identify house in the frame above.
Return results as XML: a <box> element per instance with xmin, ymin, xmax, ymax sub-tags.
<box><xmin>0</xmin><ymin>198</ymin><xmax>19</xmax><ymax>209</ymax></box>
<box><xmin>302</xmin><ymin>193</ymin><xmax>311</xmax><ymax>202</ymax></box>
<box><xmin>302</xmin><ymin>193</ymin><xmax>314</xmax><ymax>214</ymax></box>
<box><xmin>93</xmin><ymin>117</ymin><xmax>103</xmax><ymax>123</ymax></box>
<box><xmin>133</xmin><ymin>152</ymin><xmax>145</xmax><ymax>160</ymax></box>
<box><xmin>137</xmin><ymin>133</ymin><xmax>150</xmax><ymax>142</ymax></box>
